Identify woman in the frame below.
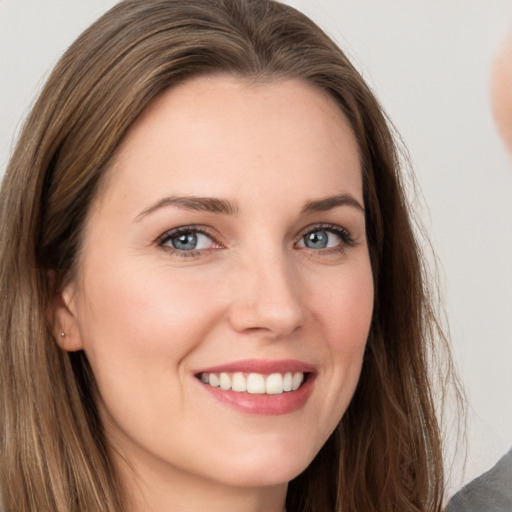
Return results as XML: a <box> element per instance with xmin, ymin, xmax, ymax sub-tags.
<box><xmin>0</xmin><ymin>1</ymin><xmax>455</xmax><ymax>511</ymax></box>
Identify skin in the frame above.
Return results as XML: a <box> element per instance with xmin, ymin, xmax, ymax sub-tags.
<box><xmin>54</xmin><ymin>76</ymin><xmax>374</xmax><ymax>512</ymax></box>
<box><xmin>491</xmin><ymin>25</ymin><xmax>512</xmax><ymax>154</ymax></box>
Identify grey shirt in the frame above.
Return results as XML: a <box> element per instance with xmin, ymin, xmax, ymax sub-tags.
<box><xmin>446</xmin><ymin>449</ymin><xmax>512</xmax><ymax>512</ymax></box>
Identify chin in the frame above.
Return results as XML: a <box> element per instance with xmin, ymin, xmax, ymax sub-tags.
<box><xmin>200</xmin><ymin>440</ymin><xmax>319</xmax><ymax>488</ymax></box>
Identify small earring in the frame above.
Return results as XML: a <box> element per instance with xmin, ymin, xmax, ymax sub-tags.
<box><xmin>60</xmin><ymin>331</ymin><xmax>66</xmax><ymax>338</ymax></box>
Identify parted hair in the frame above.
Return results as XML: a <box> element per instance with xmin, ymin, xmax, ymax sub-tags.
<box><xmin>0</xmin><ymin>1</ymin><xmax>455</xmax><ymax>511</ymax></box>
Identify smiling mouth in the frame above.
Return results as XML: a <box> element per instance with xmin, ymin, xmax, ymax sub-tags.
<box><xmin>197</xmin><ymin>371</ymin><xmax>308</xmax><ymax>395</ymax></box>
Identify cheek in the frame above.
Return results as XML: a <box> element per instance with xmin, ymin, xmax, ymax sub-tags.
<box><xmin>317</xmin><ymin>260</ymin><xmax>374</xmax><ymax>351</ymax></box>
<box><xmin>73</xmin><ymin>260</ymin><xmax>229</xmax><ymax>444</ymax></box>
<box><xmin>75</xmin><ymin>258</ymin><xmax>224</xmax><ymax>387</ymax></box>
<box><xmin>306</xmin><ymin>258</ymin><xmax>373</xmax><ymax>416</ymax></box>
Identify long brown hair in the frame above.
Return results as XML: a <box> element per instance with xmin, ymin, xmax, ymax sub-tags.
<box><xmin>0</xmin><ymin>1</ymin><xmax>457</xmax><ymax>510</ymax></box>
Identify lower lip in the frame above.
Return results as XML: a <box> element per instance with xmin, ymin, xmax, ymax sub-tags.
<box><xmin>198</xmin><ymin>375</ymin><xmax>315</xmax><ymax>416</ymax></box>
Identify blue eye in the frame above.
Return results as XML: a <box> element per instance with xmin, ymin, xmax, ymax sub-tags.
<box><xmin>302</xmin><ymin>230</ymin><xmax>332</xmax><ymax>249</ymax></box>
<box><xmin>297</xmin><ymin>226</ymin><xmax>351</xmax><ymax>251</ymax></box>
<box><xmin>171</xmin><ymin>232</ymin><xmax>198</xmax><ymax>250</ymax></box>
<box><xmin>160</xmin><ymin>229</ymin><xmax>216</xmax><ymax>252</ymax></box>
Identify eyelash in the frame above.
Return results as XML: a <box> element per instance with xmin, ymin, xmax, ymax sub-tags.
<box><xmin>157</xmin><ymin>225</ymin><xmax>219</xmax><ymax>258</ymax></box>
<box><xmin>156</xmin><ymin>223</ymin><xmax>356</xmax><ymax>259</ymax></box>
<box><xmin>297</xmin><ymin>223</ymin><xmax>356</xmax><ymax>255</ymax></box>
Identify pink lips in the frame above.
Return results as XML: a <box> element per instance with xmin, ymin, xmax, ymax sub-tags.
<box><xmin>195</xmin><ymin>359</ymin><xmax>316</xmax><ymax>416</ymax></box>
<box><xmin>195</xmin><ymin>358</ymin><xmax>315</xmax><ymax>375</ymax></box>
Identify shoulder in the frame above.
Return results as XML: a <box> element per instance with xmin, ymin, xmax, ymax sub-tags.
<box><xmin>446</xmin><ymin>449</ymin><xmax>512</xmax><ymax>512</ymax></box>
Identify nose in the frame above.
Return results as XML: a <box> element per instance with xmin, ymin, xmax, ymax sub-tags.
<box><xmin>227</xmin><ymin>252</ymin><xmax>305</xmax><ymax>340</ymax></box>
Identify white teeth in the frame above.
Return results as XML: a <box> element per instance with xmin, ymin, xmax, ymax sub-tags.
<box><xmin>208</xmin><ymin>374</ymin><xmax>220</xmax><ymax>387</ymax></box>
<box><xmin>247</xmin><ymin>373</ymin><xmax>266</xmax><ymax>394</ymax></box>
<box><xmin>291</xmin><ymin>372</ymin><xmax>304</xmax><ymax>391</ymax></box>
<box><xmin>200</xmin><ymin>371</ymin><xmax>306</xmax><ymax>394</ymax></box>
<box><xmin>219</xmin><ymin>372</ymin><xmax>231</xmax><ymax>390</ymax></box>
<box><xmin>283</xmin><ymin>372</ymin><xmax>293</xmax><ymax>392</ymax></box>
<box><xmin>265</xmin><ymin>373</ymin><xmax>283</xmax><ymax>394</ymax></box>
<box><xmin>231</xmin><ymin>372</ymin><xmax>247</xmax><ymax>392</ymax></box>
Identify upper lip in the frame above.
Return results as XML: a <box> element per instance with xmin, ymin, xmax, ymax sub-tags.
<box><xmin>195</xmin><ymin>359</ymin><xmax>316</xmax><ymax>375</ymax></box>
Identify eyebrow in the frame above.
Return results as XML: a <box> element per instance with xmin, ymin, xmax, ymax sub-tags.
<box><xmin>135</xmin><ymin>192</ymin><xmax>364</xmax><ymax>222</ymax></box>
<box><xmin>301</xmin><ymin>193</ymin><xmax>365</xmax><ymax>214</ymax></box>
<box><xmin>135</xmin><ymin>196</ymin><xmax>238</xmax><ymax>221</ymax></box>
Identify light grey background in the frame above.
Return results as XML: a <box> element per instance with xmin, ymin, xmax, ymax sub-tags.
<box><xmin>1</xmin><ymin>0</ymin><xmax>511</xmax><ymax>497</ymax></box>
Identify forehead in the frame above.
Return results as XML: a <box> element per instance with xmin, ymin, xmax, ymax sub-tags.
<box><xmin>93</xmin><ymin>75</ymin><xmax>362</xmax><ymax>216</ymax></box>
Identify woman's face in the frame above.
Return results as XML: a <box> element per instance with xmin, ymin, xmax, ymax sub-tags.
<box><xmin>57</xmin><ymin>76</ymin><xmax>374</xmax><ymax>493</ymax></box>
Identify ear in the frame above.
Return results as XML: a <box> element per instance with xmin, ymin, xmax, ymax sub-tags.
<box><xmin>49</xmin><ymin>271</ymin><xmax>84</xmax><ymax>352</ymax></box>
